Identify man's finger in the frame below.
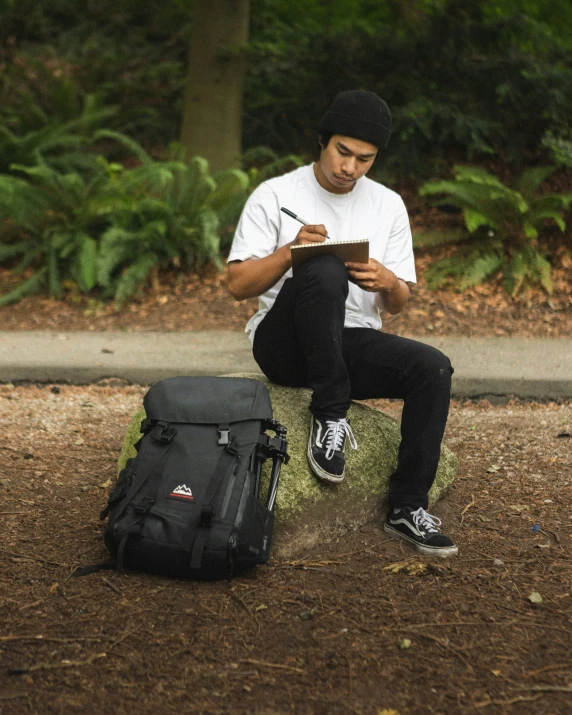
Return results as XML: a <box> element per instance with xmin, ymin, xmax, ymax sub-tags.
<box><xmin>303</xmin><ymin>224</ymin><xmax>327</xmax><ymax>235</ymax></box>
<box><xmin>345</xmin><ymin>261</ymin><xmax>370</xmax><ymax>271</ymax></box>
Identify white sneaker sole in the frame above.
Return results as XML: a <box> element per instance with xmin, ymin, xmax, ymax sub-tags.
<box><xmin>306</xmin><ymin>440</ymin><xmax>345</xmax><ymax>484</ymax></box>
<box><xmin>384</xmin><ymin>523</ymin><xmax>459</xmax><ymax>558</ymax></box>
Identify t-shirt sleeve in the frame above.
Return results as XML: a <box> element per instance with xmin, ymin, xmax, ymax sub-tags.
<box><xmin>227</xmin><ymin>184</ymin><xmax>280</xmax><ymax>263</ymax></box>
<box><xmin>382</xmin><ymin>196</ymin><xmax>417</xmax><ymax>284</ymax></box>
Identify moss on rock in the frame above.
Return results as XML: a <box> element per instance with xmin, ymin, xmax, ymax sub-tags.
<box><xmin>117</xmin><ymin>374</ymin><xmax>458</xmax><ymax>558</ymax></box>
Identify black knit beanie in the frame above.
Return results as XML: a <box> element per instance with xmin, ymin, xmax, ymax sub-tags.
<box><xmin>318</xmin><ymin>90</ymin><xmax>391</xmax><ymax>149</ymax></box>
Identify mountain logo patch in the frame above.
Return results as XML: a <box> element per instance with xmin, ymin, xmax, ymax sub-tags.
<box><xmin>169</xmin><ymin>484</ymin><xmax>194</xmax><ymax>501</ymax></box>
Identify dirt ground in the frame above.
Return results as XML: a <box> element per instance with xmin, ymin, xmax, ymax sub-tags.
<box><xmin>1</xmin><ymin>238</ymin><xmax>571</xmax><ymax>339</ymax></box>
<box><xmin>1</xmin><ymin>384</ymin><xmax>571</xmax><ymax>714</ymax></box>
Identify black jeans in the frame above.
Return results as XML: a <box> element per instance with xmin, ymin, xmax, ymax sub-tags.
<box><xmin>253</xmin><ymin>254</ymin><xmax>453</xmax><ymax>510</ymax></box>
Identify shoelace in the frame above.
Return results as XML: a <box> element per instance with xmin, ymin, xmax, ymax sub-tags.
<box><xmin>411</xmin><ymin>507</ymin><xmax>441</xmax><ymax>534</ymax></box>
<box><xmin>323</xmin><ymin>419</ymin><xmax>358</xmax><ymax>460</ymax></box>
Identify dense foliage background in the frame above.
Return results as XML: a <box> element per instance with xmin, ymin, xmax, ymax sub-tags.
<box><xmin>2</xmin><ymin>0</ymin><xmax>571</xmax><ymax>173</ymax></box>
<box><xmin>0</xmin><ymin>0</ymin><xmax>570</xmax><ymax>303</ymax></box>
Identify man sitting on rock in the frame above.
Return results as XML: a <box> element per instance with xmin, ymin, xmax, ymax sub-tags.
<box><xmin>227</xmin><ymin>90</ymin><xmax>457</xmax><ymax>557</ymax></box>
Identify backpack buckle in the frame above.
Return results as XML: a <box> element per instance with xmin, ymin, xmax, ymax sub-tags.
<box><xmin>218</xmin><ymin>424</ymin><xmax>230</xmax><ymax>445</ymax></box>
<box><xmin>225</xmin><ymin>436</ymin><xmax>239</xmax><ymax>456</ymax></box>
<box><xmin>154</xmin><ymin>422</ymin><xmax>177</xmax><ymax>443</ymax></box>
<box><xmin>134</xmin><ymin>497</ymin><xmax>155</xmax><ymax>515</ymax></box>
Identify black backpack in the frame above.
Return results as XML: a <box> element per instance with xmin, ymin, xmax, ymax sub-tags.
<box><xmin>86</xmin><ymin>376</ymin><xmax>289</xmax><ymax>580</ymax></box>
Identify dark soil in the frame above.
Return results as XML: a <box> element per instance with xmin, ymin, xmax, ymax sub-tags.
<box><xmin>1</xmin><ymin>384</ymin><xmax>571</xmax><ymax>714</ymax></box>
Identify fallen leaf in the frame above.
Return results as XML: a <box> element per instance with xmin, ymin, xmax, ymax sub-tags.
<box><xmin>74</xmin><ymin>437</ymin><xmax>85</xmax><ymax>446</ymax></box>
<box><xmin>506</xmin><ymin>504</ymin><xmax>529</xmax><ymax>515</ymax></box>
<box><xmin>486</xmin><ymin>464</ymin><xmax>500</xmax><ymax>473</ymax></box>
<box><xmin>255</xmin><ymin>604</ymin><xmax>268</xmax><ymax>612</ymax></box>
<box><xmin>491</xmin><ymin>669</ymin><xmax>502</xmax><ymax>676</ymax></box>
<box><xmin>384</xmin><ymin>561</ymin><xmax>427</xmax><ymax>576</ymax></box>
<box><xmin>528</xmin><ymin>592</ymin><xmax>543</xmax><ymax>604</ymax></box>
<box><xmin>99</xmin><ymin>478</ymin><xmax>112</xmax><ymax>489</ymax></box>
<box><xmin>399</xmin><ymin>638</ymin><xmax>412</xmax><ymax>650</ymax></box>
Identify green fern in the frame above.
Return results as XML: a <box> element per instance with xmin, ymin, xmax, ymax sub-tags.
<box><xmin>0</xmin><ymin>95</ymin><xmax>117</xmax><ymax>175</ymax></box>
<box><xmin>0</xmin><ymin>268</ymin><xmax>47</xmax><ymax>307</ymax></box>
<box><xmin>0</xmin><ymin>242</ymin><xmax>29</xmax><ymax>261</ymax></box>
<box><xmin>459</xmin><ymin>252</ymin><xmax>503</xmax><ymax>290</ymax></box>
<box><xmin>1</xmin><ymin>131</ymin><xmax>250</xmax><ymax>305</ymax></box>
<box><xmin>412</xmin><ymin>229</ymin><xmax>466</xmax><ymax>248</ymax></box>
<box><xmin>424</xmin><ymin>257</ymin><xmax>466</xmax><ymax>291</ymax></box>
<box><xmin>114</xmin><ymin>253</ymin><xmax>159</xmax><ymax>307</ymax></box>
<box><xmin>0</xmin><ymin>161</ymin><xmax>107</xmax><ymax>302</ymax></box>
<box><xmin>516</xmin><ymin>166</ymin><xmax>557</xmax><ymax>200</ymax></box>
<box><xmin>419</xmin><ymin>164</ymin><xmax>572</xmax><ymax>294</ymax></box>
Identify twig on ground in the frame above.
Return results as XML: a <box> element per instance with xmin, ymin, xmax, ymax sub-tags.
<box><xmin>242</xmin><ymin>658</ymin><xmax>305</xmax><ymax>674</ymax></box>
<box><xmin>0</xmin><ymin>693</ymin><xmax>28</xmax><ymax>701</ymax></box>
<box><xmin>106</xmin><ymin>627</ymin><xmax>139</xmax><ymax>652</ymax></box>
<box><xmin>229</xmin><ymin>591</ymin><xmax>261</xmax><ymax>635</ymax></box>
<box><xmin>461</xmin><ymin>494</ymin><xmax>477</xmax><ymax>523</ymax></box>
<box><xmin>19</xmin><ymin>600</ymin><xmax>44</xmax><ymax>611</ymax></box>
<box><xmin>102</xmin><ymin>578</ymin><xmax>121</xmax><ymax>595</ymax></box>
<box><xmin>0</xmin><ymin>635</ymin><xmax>100</xmax><ymax>643</ymax></box>
<box><xmin>7</xmin><ymin>652</ymin><xmax>106</xmax><ymax>675</ymax></box>
<box><xmin>519</xmin><ymin>685</ymin><xmax>572</xmax><ymax>693</ymax></box>
<box><xmin>474</xmin><ymin>693</ymin><xmax>543</xmax><ymax>708</ymax></box>
<box><xmin>524</xmin><ymin>663</ymin><xmax>572</xmax><ymax>677</ymax></box>
<box><xmin>417</xmin><ymin>632</ymin><xmax>474</xmax><ymax>670</ymax></box>
<box><xmin>0</xmin><ymin>547</ymin><xmax>65</xmax><ymax>567</ymax></box>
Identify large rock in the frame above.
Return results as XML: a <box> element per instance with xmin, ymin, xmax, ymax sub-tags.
<box><xmin>118</xmin><ymin>374</ymin><xmax>458</xmax><ymax>558</ymax></box>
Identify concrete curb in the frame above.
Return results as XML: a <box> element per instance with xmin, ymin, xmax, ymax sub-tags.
<box><xmin>1</xmin><ymin>331</ymin><xmax>571</xmax><ymax>399</ymax></box>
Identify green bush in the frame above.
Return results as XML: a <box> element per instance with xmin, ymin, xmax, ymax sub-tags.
<box><xmin>0</xmin><ymin>136</ymin><xmax>249</xmax><ymax>306</ymax></box>
<box><xmin>542</xmin><ymin>130</ymin><xmax>572</xmax><ymax>169</ymax></box>
<box><xmin>246</xmin><ymin>1</ymin><xmax>572</xmax><ymax>172</ymax></box>
<box><xmin>418</xmin><ymin>165</ymin><xmax>572</xmax><ymax>295</ymax></box>
<box><xmin>0</xmin><ymin>93</ymin><xmax>117</xmax><ymax>175</ymax></box>
<box><xmin>0</xmin><ymin>0</ymin><xmax>189</xmax><ymax>147</ymax></box>
<box><xmin>94</xmin><ymin>133</ymin><xmax>249</xmax><ymax>305</ymax></box>
<box><xmin>3</xmin><ymin>0</ymin><xmax>572</xmax><ymax>174</ymax></box>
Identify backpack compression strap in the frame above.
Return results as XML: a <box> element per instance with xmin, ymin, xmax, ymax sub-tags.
<box><xmin>186</xmin><ymin>436</ymin><xmax>242</xmax><ymax>571</ymax></box>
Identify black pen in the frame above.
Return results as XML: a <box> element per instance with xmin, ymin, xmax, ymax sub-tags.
<box><xmin>280</xmin><ymin>207</ymin><xmax>330</xmax><ymax>240</ymax></box>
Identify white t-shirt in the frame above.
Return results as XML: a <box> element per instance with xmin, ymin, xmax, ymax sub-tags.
<box><xmin>228</xmin><ymin>164</ymin><xmax>417</xmax><ymax>343</ymax></box>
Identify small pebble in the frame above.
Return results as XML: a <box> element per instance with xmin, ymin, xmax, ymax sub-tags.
<box><xmin>493</xmin><ymin>558</ymin><xmax>505</xmax><ymax>567</ymax></box>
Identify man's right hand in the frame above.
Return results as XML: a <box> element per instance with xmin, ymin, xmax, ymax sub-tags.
<box><xmin>228</xmin><ymin>224</ymin><xmax>329</xmax><ymax>301</ymax></box>
<box><xmin>291</xmin><ymin>224</ymin><xmax>328</xmax><ymax>247</ymax></box>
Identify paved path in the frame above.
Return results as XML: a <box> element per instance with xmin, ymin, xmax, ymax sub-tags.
<box><xmin>0</xmin><ymin>331</ymin><xmax>571</xmax><ymax>399</ymax></box>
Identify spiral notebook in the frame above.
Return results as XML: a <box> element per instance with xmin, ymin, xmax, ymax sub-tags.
<box><xmin>290</xmin><ymin>239</ymin><xmax>369</xmax><ymax>273</ymax></box>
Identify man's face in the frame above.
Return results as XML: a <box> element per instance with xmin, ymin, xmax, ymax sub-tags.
<box><xmin>315</xmin><ymin>134</ymin><xmax>378</xmax><ymax>194</ymax></box>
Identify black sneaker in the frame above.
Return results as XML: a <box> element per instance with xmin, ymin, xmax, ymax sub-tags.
<box><xmin>307</xmin><ymin>415</ymin><xmax>357</xmax><ymax>484</ymax></box>
<box><xmin>384</xmin><ymin>507</ymin><xmax>458</xmax><ymax>558</ymax></box>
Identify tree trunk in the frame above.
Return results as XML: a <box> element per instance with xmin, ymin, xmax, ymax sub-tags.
<box><xmin>181</xmin><ymin>0</ymin><xmax>250</xmax><ymax>173</ymax></box>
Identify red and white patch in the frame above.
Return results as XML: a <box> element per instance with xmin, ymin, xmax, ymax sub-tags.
<box><xmin>169</xmin><ymin>484</ymin><xmax>194</xmax><ymax>501</ymax></box>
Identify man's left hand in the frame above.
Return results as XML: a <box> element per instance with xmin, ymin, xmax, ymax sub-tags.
<box><xmin>345</xmin><ymin>258</ymin><xmax>399</xmax><ymax>293</ymax></box>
